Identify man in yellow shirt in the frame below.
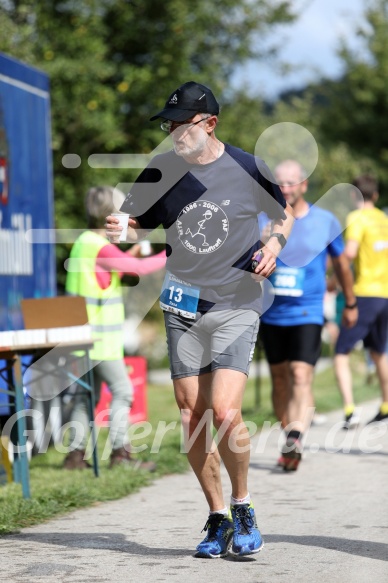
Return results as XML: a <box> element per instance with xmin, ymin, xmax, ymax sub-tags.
<box><xmin>334</xmin><ymin>175</ymin><xmax>388</xmax><ymax>427</ymax></box>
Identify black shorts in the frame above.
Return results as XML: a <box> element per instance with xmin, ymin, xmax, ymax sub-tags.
<box><xmin>259</xmin><ymin>322</ymin><xmax>322</xmax><ymax>366</ymax></box>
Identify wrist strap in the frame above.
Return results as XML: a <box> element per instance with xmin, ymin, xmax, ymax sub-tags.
<box><xmin>268</xmin><ymin>232</ymin><xmax>287</xmax><ymax>249</ymax></box>
<box><xmin>345</xmin><ymin>301</ymin><xmax>358</xmax><ymax>309</ymax></box>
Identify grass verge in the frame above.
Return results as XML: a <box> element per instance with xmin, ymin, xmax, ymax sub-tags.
<box><xmin>0</xmin><ymin>351</ymin><xmax>380</xmax><ymax>534</ymax></box>
<box><xmin>243</xmin><ymin>351</ymin><xmax>381</xmax><ymax>426</ymax></box>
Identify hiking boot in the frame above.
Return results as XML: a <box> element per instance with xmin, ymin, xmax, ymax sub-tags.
<box><xmin>230</xmin><ymin>503</ymin><xmax>263</xmax><ymax>557</ymax></box>
<box><xmin>109</xmin><ymin>447</ymin><xmax>156</xmax><ymax>472</ymax></box>
<box><xmin>343</xmin><ymin>410</ymin><xmax>360</xmax><ymax>429</ymax></box>
<box><xmin>281</xmin><ymin>436</ymin><xmax>302</xmax><ymax>472</ymax></box>
<box><xmin>366</xmin><ymin>410</ymin><xmax>388</xmax><ymax>425</ymax></box>
<box><xmin>63</xmin><ymin>449</ymin><xmax>91</xmax><ymax>470</ymax></box>
<box><xmin>195</xmin><ymin>513</ymin><xmax>234</xmax><ymax>558</ymax></box>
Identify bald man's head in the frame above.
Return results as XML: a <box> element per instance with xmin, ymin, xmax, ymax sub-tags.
<box><xmin>275</xmin><ymin>159</ymin><xmax>308</xmax><ymax>207</ymax></box>
<box><xmin>275</xmin><ymin>160</ymin><xmax>307</xmax><ymax>185</ymax></box>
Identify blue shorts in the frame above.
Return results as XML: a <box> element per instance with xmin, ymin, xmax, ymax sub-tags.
<box><xmin>335</xmin><ymin>297</ymin><xmax>388</xmax><ymax>355</ymax></box>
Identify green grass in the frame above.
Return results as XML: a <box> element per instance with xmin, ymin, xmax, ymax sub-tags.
<box><xmin>243</xmin><ymin>350</ymin><xmax>381</xmax><ymax>427</ymax></box>
<box><xmin>0</xmin><ymin>350</ymin><xmax>381</xmax><ymax>535</ymax></box>
<box><xmin>312</xmin><ymin>352</ymin><xmax>381</xmax><ymax>413</ymax></box>
<box><xmin>0</xmin><ymin>382</ymin><xmax>185</xmax><ymax>535</ymax></box>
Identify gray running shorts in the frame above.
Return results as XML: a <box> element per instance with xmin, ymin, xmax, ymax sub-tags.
<box><xmin>163</xmin><ymin>309</ymin><xmax>260</xmax><ymax>379</ymax></box>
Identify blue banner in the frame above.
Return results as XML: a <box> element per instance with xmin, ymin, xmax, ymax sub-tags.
<box><xmin>0</xmin><ymin>53</ymin><xmax>55</xmax><ymax>413</ymax></box>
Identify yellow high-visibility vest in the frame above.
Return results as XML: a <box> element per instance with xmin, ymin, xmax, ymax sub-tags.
<box><xmin>66</xmin><ymin>231</ymin><xmax>124</xmax><ymax>360</ymax></box>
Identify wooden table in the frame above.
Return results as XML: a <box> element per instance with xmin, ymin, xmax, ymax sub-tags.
<box><xmin>0</xmin><ymin>340</ymin><xmax>98</xmax><ymax>498</ymax></box>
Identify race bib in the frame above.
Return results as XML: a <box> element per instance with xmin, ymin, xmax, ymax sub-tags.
<box><xmin>269</xmin><ymin>266</ymin><xmax>305</xmax><ymax>297</ymax></box>
<box><xmin>160</xmin><ymin>272</ymin><xmax>200</xmax><ymax>319</ymax></box>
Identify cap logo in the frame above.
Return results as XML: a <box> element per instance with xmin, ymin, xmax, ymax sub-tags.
<box><xmin>169</xmin><ymin>94</ymin><xmax>178</xmax><ymax>105</ymax></box>
<box><xmin>198</xmin><ymin>93</ymin><xmax>206</xmax><ymax>100</ymax></box>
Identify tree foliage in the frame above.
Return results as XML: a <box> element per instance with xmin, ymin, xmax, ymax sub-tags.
<box><xmin>220</xmin><ymin>0</ymin><xmax>388</xmax><ymax>207</ymax></box>
<box><xmin>0</xmin><ymin>0</ymin><xmax>295</xmax><ymax>217</ymax></box>
<box><xmin>0</xmin><ymin>0</ymin><xmax>295</xmax><ymax>286</ymax></box>
<box><xmin>315</xmin><ymin>0</ymin><xmax>388</xmax><ymax>203</ymax></box>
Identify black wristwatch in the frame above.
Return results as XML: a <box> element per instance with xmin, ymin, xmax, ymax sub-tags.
<box><xmin>268</xmin><ymin>233</ymin><xmax>287</xmax><ymax>249</ymax></box>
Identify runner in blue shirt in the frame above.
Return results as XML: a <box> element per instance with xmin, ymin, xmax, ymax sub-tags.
<box><xmin>259</xmin><ymin>159</ymin><xmax>357</xmax><ymax>471</ymax></box>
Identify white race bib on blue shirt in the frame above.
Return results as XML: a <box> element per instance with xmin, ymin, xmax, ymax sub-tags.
<box><xmin>160</xmin><ymin>272</ymin><xmax>200</xmax><ymax>319</ymax></box>
<box><xmin>268</xmin><ymin>266</ymin><xmax>305</xmax><ymax>297</ymax></box>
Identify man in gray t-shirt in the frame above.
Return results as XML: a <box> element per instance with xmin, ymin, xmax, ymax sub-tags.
<box><xmin>106</xmin><ymin>81</ymin><xmax>294</xmax><ymax>559</ymax></box>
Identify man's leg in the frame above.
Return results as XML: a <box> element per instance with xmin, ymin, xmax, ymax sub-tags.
<box><xmin>211</xmin><ymin>368</ymin><xmax>250</xmax><ymax>500</ymax></box>
<box><xmin>173</xmin><ymin>353</ymin><xmax>261</xmax><ymax>557</ymax></box>
<box><xmin>210</xmin><ymin>367</ymin><xmax>263</xmax><ymax>556</ymax></box>
<box><xmin>334</xmin><ymin>297</ymin><xmax>385</xmax><ymax>427</ymax></box>
<box><xmin>175</xmin><ymin>366</ymin><xmax>262</xmax><ymax>556</ymax></box>
<box><xmin>368</xmin><ymin>299</ymin><xmax>388</xmax><ymax>417</ymax></box>
<box><xmin>334</xmin><ymin>353</ymin><xmax>354</xmax><ymax>408</ymax></box>
<box><xmin>274</xmin><ymin>360</ymin><xmax>314</xmax><ymax>471</ymax></box>
<box><xmin>277</xmin><ymin>324</ymin><xmax>322</xmax><ymax>470</ymax></box>
<box><xmin>371</xmin><ymin>351</ymin><xmax>388</xmax><ymax>402</ymax></box>
<box><xmin>174</xmin><ymin>373</ymin><xmax>234</xmax><ymax>559</ymax></box>
<box><xmin>174</xmin><ymin>372</ymin><xmax>225</xmax><ymax>511</ymax></box>
<box><xmin>269</xmin><ymin>361</ymin><xmax>291</xmax><ymax>428</ymax></box>
<box><xmin>259</xmin><ymin>323</ymin><xmax>290</xmax><ymax>427</ymax></box>
<box><xmin>169</xmin><ymin>308</ymin><xmax>262</xmax><ymax>557</ymax></box>
<box><xmin>165</xmin><ymin>310</ymin><xmax>226</xmax><ymax>509</ymax></box>
<box><xmin>334</xmin><ymin>352</ymin><xmax>362</xmax><ymax>428</ymax></box>
<box><xmin>287</xmin><ymin>360</ymin><xmax>315</xmax><ymax>433</ymax></box>
<box><xmin>367</xmin><ymin>351</ymin><xmax>388</xmax><ymax>423</ymax></box>
<box><xmin>268</xmin><ymin>362</ymin><xmax>292</xmax><ymax>467</ymax></box>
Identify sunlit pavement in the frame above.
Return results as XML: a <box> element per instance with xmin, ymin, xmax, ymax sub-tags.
<box><xmin>1</xmin><ymin>399</ymin><xmax>387</xmax><ymax>583</ymax></box>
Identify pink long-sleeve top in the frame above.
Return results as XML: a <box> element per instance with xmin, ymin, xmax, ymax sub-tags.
<box><xmin>95</xmin><ymin>244</ymin><xmax>166</xmax><ymax>289</ymax></box>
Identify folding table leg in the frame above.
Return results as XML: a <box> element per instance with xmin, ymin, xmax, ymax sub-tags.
<box><xmin>85</xmin><ymin>352</ymin><xmax>99</xmax><ymax>477</ymax></box>
<box><xmin>13</xmin><ymin>355</ymin><xmax>31</xmax><ymax>498</ymax></box>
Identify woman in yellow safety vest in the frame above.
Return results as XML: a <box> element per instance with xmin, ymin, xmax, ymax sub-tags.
<box><xmin>64</xmin><ymin>186</ymin><xmax>166</xmax><ymax>470</ymax></box>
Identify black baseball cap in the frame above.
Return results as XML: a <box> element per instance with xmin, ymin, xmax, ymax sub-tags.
<box><xmin>149</xmin><ymin>81</ymin><xmax>220</xmax><ymax>122</ymax></box>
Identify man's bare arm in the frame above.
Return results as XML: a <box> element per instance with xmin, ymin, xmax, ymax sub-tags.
<box><xmin>344</xmin><ymin>239</ymin><xmax>359</xmax><ymax>261</ymax></box>
<box><xmin>253</xmin><ymin>202</ymin><xmax>294</xmax><ymax>278</ymax></box>
<box><xmin>332</xmin><ymin>253</ymin><xmax>358</xmax><ymax>328</ymax></box>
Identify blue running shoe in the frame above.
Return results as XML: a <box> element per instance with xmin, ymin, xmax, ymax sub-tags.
<box><xmin>195</xmin><ymin>512</ymin><xmax>234</xmax><ymax>559</ymax></box>
<box><xmin>230</xmin><ymin>503</ymin><xmax>264</xmax><ymax>556</ymax></box>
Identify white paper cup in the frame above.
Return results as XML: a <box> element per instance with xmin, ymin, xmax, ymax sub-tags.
<box><xmin>111</xmin><ymin>213</ymin><xmax>129</xmax><ymax>242</ymax></box>
<box><xmin>139</xmin><ymin>240</ymin><xmax>151</xmax><ymax>256</ymax></box>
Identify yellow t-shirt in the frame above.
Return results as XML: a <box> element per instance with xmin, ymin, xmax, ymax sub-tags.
<box><xmin>345</xmin><ymin>207</ymin><xmax>388</xmax><ymax>297</ymax></box>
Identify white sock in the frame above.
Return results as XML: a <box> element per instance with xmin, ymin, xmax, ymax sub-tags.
<box><xmin>231</xmin><ymin>493</ymin><xmax>251</xmax><ymax>506</ymax></box>
<box><xmin>209</xmin><ymin>506</ymin><xmax>228</xmax><ymax>516</ymax></box>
